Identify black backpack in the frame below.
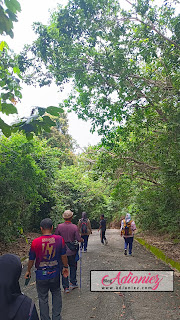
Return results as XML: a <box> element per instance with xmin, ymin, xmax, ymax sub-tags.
<box><xmin>80</xmin><ymin>219</ymin><xmax>88</xmax><ymax>233</ymax></box>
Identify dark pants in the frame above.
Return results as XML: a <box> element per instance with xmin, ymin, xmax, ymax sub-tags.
<box><xmin>62</xmin><ymin>254</ymin><xmax>77</xmax><ymax>289</ymax></box>
<box><xmin>100</xmin><ymin>230</ymin><xmax>106</xmax><ymax>243</ymax></box>
<box><xmin>124</xmin><ymin>237</ymin><xmax>134</xmax><ymax>254</ymax></box>
<box><xmin>36</xmin><ymin>274</ymin><xmax>62</xmax><ymax>320</ymax></box>
<box><xmin>81</xmin><ymin>235</ymin><xmax>89</xmax><ymax>251</ymax></box>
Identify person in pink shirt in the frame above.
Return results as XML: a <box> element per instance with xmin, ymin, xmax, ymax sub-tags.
<box><xmin>120</xmin><ymin>213</ymin><xmax>136</xmax><ymax>256</ymax></box>
<box><xmin>55</xmin><ymin>210</ymin><xmax>83</xmax><ymax>293</ymax></box>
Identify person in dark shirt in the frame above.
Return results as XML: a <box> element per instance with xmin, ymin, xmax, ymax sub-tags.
<box><xmin>98</xmin><ymin>214</ymin><xmax>108</xmax><ymax>245</ymax></box>
<box><xmin>0</xmin><ymin>254</ymin><xmax>39</xmax><ymax>320</ymax></box>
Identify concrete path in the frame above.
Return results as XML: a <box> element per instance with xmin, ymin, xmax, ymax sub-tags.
<box><xmin>19</xmin><ymin>229</ymin><xmax>180</xmax><ymax>320</ymax></box>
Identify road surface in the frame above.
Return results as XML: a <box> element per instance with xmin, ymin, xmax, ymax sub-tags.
<box><xmin>20</xmin><ymin>229</ymin><xmax>180</xmax><ymax>320</ymax></box>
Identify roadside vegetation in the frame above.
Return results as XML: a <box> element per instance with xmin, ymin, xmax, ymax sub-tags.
<box><xmin>0</xmin><ymin>0</ymin><xmax>179</xmax><ymax>243</ymax></box>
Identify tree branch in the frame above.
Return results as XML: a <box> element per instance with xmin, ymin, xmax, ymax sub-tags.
<box><xmin>123</xmin><ymin>0</ymin><xmax>180</xmax><ymax>50</ymax></box>
<box><xmin>122</xmin><ymin>156</ymin><xmax>160</xmax><ymax>170</ymax></box>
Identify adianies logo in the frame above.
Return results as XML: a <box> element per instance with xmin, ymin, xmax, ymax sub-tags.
<box><xmin>90</xmin><ymin>270</ymin><xmax>173</xmax><ymax>292</ymax></box>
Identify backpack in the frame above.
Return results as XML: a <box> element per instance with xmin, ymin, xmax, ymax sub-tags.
<box><xmin>80</xmin><ymin>219</ymin><xmax>88</xmax><ymax>234</ymax></box>
<box><xmin>122</xmin><ymin>219</ymin><xmax>132</xmax><ymax>236</ymax></box>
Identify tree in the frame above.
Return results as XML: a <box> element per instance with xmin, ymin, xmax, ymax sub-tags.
<box><xmin>21</xmin><ymin>0</ymin><xmax>179</xmax><ymax>130</ymax></box>
<box><xmin>0</xmin><ymin>0</ymin><xmax>65</xmax><ymax>138</ymax></box>
<box><xmin>40</xmin><ymin>113</ymin><xmax>76</xmax><ymax>167</ymax></box>
<box><xmin>0</xmin><ymin>133</ymin><xmax>61</xmax><ymax>242</ymax></box>
<box><xmin>51</xmin><ymin>157</ymin><xmax>113</xmax><ymax>227</ymax></box>
<box><xmin>19</xmin><ymin>0</ymin><xmax>180</xmax><ymax>234</ymax></box>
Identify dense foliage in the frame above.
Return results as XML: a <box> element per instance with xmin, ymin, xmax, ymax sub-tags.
<box><xmin>0</xmin><ymin>125</ymin><xmax>112</xmax><ymax>242</ymax></box>
<box><xmin>19</xmin><ymin>0</ymin><xmax>179</xmax><ymax>235</ymax></box>
<box><xmin>0</xmin><ymin>133</ymin><xmax>58</xmax><ymax>241</ymax></box>
<box><xmin>0</xmin><ymin>0</ymin><xmax>179</xmax><ymax>242</ymax></box>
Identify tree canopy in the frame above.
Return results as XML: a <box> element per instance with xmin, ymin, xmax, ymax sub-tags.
<box><xmin>0</xmin><ymin>0</ymin><xmax>179</xmax><ymax>242</ymax></box>
<box><xmin>19</xmin><ymin>0</ymin><xmax>179</xmax><ymax>234</ymax></box>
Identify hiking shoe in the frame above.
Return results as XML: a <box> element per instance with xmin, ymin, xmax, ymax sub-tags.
<box><xmin>104</xmin><ymin>239</ymin><xmax>108</xmax><ymax>245</ymax></box>
<box><xmin>129</xmin><ymin>253</ymin><xmax>132</xmax><ymax>256</ymax></box>
<box><xmin>69</xmin><ymin>283</ymin><xmax>78</xmax><ymax>290</ymax></box>
<box><xmin>124</xmin><ymin>249</ymin><xmax>127</xmax><ymax>255</ymax></box>
<box><xmin>64</xmin><ymin>288</ymin><xmax>70</xmax><ymax>293</ymax></box>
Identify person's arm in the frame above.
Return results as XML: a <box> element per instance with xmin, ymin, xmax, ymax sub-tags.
<box><xmin>61</xmin><ymin>254</ymin><xmax>69</xmax><ymax>278</ymax></box>
<box><xmin>25</xmin><ymin>260</ymin><xmax>34</xmax><ymax>279</ymax></box>
<box><xmin>98</xmin><ymin>221</ymin><xmax>102</xmax><ymax>232</ymax></box>
<box><xmin>89</xmin><ymin>220</ymin><xmax>92</xmax><ymax>234</ymax></box>
<box><xmin>25</xmin><ymin>241</ymin><xmax>36</xmax><ymax>279</ymax></box>
<box><xmin>131</xmin><ymin>221</ymin><xmax>136</xmax><ymax>232</ymax></box>
<box><xmin>120</xmin><ymin>220</ymin><xmax>124</xmax><ymax>237</ymax></box>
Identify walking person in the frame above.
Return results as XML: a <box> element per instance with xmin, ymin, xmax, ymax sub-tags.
<box><xmin>0</xmin><ymin>254</ymin><xmax>39</xmax><ymax>320</ymax></box>
<box><xmin>98</xmin><ymin>214</ymin><xmax>108</xmax><ymax>245</ymax></box>
<box><xmin>55</xmin><ymin>210</ymin><xmax>83</xmax><ymax>293</ymax></box>
<box><xmin>78</xmin><ymin>212</ymin><xmax>92</xmax><ymax>252</ymax></box>
<box><xmin>25</xmin><ymin>218</ymin><xmax>68</xmax><ymax>320</ymax></box>
<box><xmin>120</xmin><ymin>213</ymin><xmax>136</xmax><ymax>256</ymax></box>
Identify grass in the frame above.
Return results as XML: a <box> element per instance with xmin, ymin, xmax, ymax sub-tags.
<box><xmin>135</xmin><ymin>237</ymin><xmax>180</xmax><ymax>272</ymax></box>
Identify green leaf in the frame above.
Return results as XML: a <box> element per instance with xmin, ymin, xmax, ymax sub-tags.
<box><xmin>26</xmin><ymin>132</ymin><xmax>34</xmax><ymax>140</ymax></box>
<box><xmin>0</xmin><ymin>40</ymin><xmax>8</xmax><ymax>51</ymax></box>
<box><xmin>46</xmin><ymin>106</ymin><xmax>64</xmax><ymax>116</ymax></box>
<box><xmin>0</xmin><ymin>118</ymin><xmax>11</xmax><ymax>136</ymax></box>
<box><xmin>4</xmin><ymin>0</ymin><xmax>21</xmax><ymax>13</ymax></box>
<box><xmin>37</xmin><ymin>107</ymin><xmax>46</xmax><ymax>116</ymax></box>
<box><xmin>13</xmin><ymin>66</ymin><xmax>20</xmax><ymax>75</ymax></box>
<box><xmin>42</xmin><ymin>115</ymin><xmax>56</xmax><ymax>127</ymax></box>
<box><xmin>1</xmin><ymin>103</ymin><xmax>17</xmax><ymax>115</ymax></box>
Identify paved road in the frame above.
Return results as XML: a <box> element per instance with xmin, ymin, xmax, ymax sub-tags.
<box><xmin>20</xmin><ymin>229</ymin><xmax>180</xmax><ymax>320</ymax></box>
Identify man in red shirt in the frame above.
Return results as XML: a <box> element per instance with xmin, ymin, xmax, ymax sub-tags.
<box><xmin>25</xmin><ymin>218</ymin><xmax>68</xmax><ymax>320</ymax></box>
<box><xmin>55</xmin><ymin>210</ymin><xmax>83</xmax><ymax>293</ymax></box>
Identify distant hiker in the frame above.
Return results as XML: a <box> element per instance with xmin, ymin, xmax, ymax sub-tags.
<box><xmin>120</xmin><ymin>213</ymin><xmax>136</xmax><ymax>256</ymax></box>
<box><xmin>25</xmin><ymin>218</ymin><xmax>68</xmax><ymax>320</ymax></box>
<box><xmin>0</xmin><ymin>254</ymin><xmax>39</xmax><ymax>320</ymax></box>
<box><xmin>78</xmin><ymin>211</ymin><xmax>92</xmax><ymax>252</ymax></box>
<box><xmin>98</xmin><ymin>214</ymin><xmax>108</xmax><ymax>245</ymax></box>
<box><xmin>55</xmin><ymin>210</ymin><xmax>83</xmax><ymax>293</ymax></box>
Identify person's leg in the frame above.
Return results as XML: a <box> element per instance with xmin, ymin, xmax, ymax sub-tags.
<box><xmin>83</xmin><ymin>235</ymin><xmax>88</xmax><ymax>251</ymax></box>
<box><xmin>128</xmin><ymin>237</ymin><xmax>133</xmax><ymax>255</ymax></box>
<box><xmin>68</xmin><ymin>254</ymin><xmax>78</xmax><ymax>286</ymax></box>
<box><xmin>49</xmin><ymin>275</ymin><xmax>62</xmax><ymax>320</ymax></box>
<box><xmin>36</xmin><ymin>279</ymin><xmax>50</xmax><ymax>320</ymax></box>
<box><xmin>101</xmin><ymin>231</ymin><xmax>105</xmax><ymax>244</ymax></box>
<box><xmin>81</xmin><ymin>235</ymin><xmax>84</xmax><ymax>249</ymax></box>
<box><xmin>87</xmin><ymin>235</ymin><xmax>89</xmax><ymax>244</ymax></box>
<box><xmin>103</xmin><ymin>231</ymin><xmax>108</xmax><ymax>244</ymax></box>
<box><xmin>124</xmin><ymin>238</ymin><xmax>128</xmax><ymax>255</ymax></box>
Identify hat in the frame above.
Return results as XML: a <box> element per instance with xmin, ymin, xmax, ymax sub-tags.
<box><xmin>63</xmin><ymin>210</ymin><xmax>73</xmax><ymax>219</ymax></box>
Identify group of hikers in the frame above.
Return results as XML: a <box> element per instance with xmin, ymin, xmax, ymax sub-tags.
<box><xmin>0</xmin><ymin>211</ymin><xmax>136</xmax><ymax>320</ymax></box>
